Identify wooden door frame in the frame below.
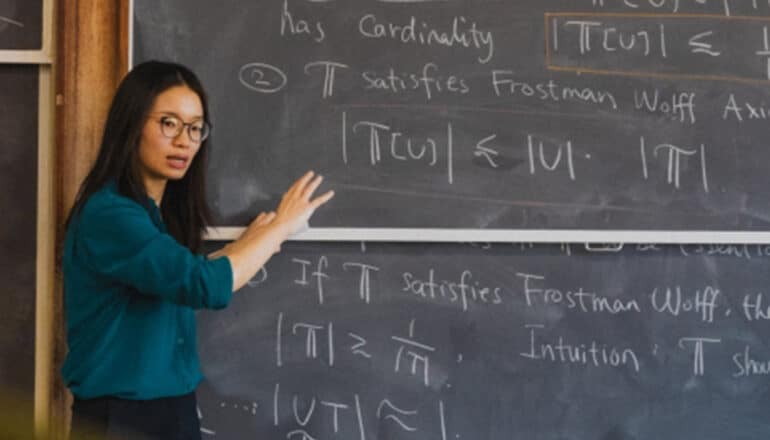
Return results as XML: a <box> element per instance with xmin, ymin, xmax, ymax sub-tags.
<box><xmin>47</xmin><ymin>1</ymin><xmax>130</xmax><ymax>438</ymax></box>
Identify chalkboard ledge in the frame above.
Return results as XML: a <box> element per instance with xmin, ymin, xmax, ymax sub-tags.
<box><xmin>204</xmin><ymin>227</ymin><xmax>770</xmax><ymax>244</ymax></box>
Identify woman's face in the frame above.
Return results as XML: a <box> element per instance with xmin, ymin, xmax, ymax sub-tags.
<box><xmin>137</xmin><ymin>85</ymin><xmax>204</xmax><ymax>191</ymax></box>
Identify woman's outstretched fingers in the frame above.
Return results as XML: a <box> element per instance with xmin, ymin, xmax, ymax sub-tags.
<box><xmin>272</xmin><ymin>171</ymin><xmax>334</xmax><ymax>236</ymax></box>
<box><xmin>290</xmin><ymin>171</ymin><xmax>315</xmax><ymax>198</ymax></box>
<box><xmin>311</xmin><ymin>189</ymin><xmax>335</xmax><ymax>209</ymax></box>
<box><xmin>281</xmin><ymin>171</ymin><xmax>314</xmax><ymax>207</ymax></box>
<box><xmin>301</xmin><ymin>174</ymin><xmax>324</xmax><ymax>200</ymax></box>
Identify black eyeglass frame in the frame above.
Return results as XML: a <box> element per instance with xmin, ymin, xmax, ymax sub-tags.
<box><xmin>154</xmin><ymin>114</ymin><xmax>211</xmax><ymax>143</ymax></box>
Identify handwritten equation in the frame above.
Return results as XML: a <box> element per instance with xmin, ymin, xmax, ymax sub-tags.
<box><xmin>547</xmin><ymin>14</ymin><xmax>770</xmax><ymax>83</ymax></box>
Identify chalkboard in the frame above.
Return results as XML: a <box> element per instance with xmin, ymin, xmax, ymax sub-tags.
<box><xmin>196</xmin><ymin>240</ymin><xmax>770</xmax><ymax>439</ymax></box>
<box><xmin>133</xmin><ymin>1</ymin><xmax>770</xmax><ymax>239</ymax></box>
<box><xmin>132</xmin><ymin>3</ymin><xmax>770</xmax><ymax>436</ymax></box>
<box><xmin>0</xmin><ymin>64</ymin><xmax>38</xmax><ymax>427</ymax></box>
<box><xmin>0</xmin><ymin>0</ymin><xmax>43</xmax><ymax>51</ymax></box>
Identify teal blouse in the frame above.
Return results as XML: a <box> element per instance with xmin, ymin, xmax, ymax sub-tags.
<box><xmin>61</xmin><ymin>182</ymin><xmax>233</xmax><ymax>399</ymax></box>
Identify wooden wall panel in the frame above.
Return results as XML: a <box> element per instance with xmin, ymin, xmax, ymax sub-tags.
<box><xmin>52</xmin><ymin>1</ymin><xmax>129</xmax><ymax>437</ymax></box>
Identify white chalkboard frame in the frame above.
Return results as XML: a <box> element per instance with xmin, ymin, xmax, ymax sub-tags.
<box><xmin>34</xmin><ymin>64</ymin><xmax>56</xmax><ymax>438</ymax></box>
<box><xmin>203</xmin><ymin>226</ymin><xmax>770</xmax><ymax>244</ymax></box>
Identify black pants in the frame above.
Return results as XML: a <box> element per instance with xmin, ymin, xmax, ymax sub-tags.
<box><xmin>70</xmin><ymin>392</ymin><xmax>201</xmax><ymax>440</ymax></box>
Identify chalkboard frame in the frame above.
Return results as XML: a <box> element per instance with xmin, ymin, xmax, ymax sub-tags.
<box><xmin>0</xmin><ymin>0</ymin><xmax>53</xmax><ymax>64</ymax></box>
<box><xmin>33</xmin><ymin>64</ymin><xmax>56</xmax><ymax>436</ymax></box>
<box><xmin>203</xmin><ymin>226</ymin><xmax>770</xmax><ymax>244</ymax></box>
<box><xmin>129</xmin><ymin>1</ymin><xmax>770</xmax><ymax>244</ymax></box>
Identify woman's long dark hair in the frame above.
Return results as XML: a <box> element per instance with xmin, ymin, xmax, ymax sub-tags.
<box><xmin>66</xmin><ymin>60</ymin><xmax>213</xmax><ymax>252</ymax></box>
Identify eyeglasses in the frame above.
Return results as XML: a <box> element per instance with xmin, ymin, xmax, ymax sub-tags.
<box><xmin>155</xmin><ymin>115</ymin><xmax>210</xmax><ymax>143</ymax></box>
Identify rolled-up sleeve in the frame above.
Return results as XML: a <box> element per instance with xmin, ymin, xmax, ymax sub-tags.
<box><xmin>74</xmin><ymin>193</ymin><xmax>233</xmax><ymax>309</ymax></box>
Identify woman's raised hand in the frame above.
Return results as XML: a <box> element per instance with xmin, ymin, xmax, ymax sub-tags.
<box><xmin>217</xmin><ymin>171</ymin><xmax>334</xmax><ymax>292</ymax></box>
<box><xmin>274</xmin><ymin>171</ymin><xmax>334</xmax><ymax>237</ymax></box>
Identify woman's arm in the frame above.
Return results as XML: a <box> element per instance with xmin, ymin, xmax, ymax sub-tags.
<box><xmin>212</xmin><ymin>171</ymin><xmax>334</xmax><ymax>291</ymax></box>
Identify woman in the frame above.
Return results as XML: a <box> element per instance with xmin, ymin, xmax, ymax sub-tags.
<box><xmin>63</xmin><ymin>61</ymin><xmax>333</xmax><ymax>439</ymax></box>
